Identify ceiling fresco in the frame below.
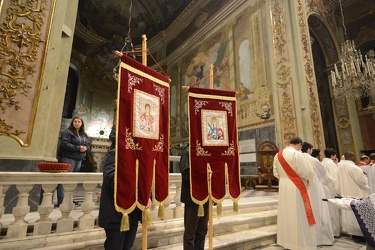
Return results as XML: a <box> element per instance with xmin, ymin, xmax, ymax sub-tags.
<box><xmin>77</xmin><ymin>0</ymin><xmax>191</xmax><ymax>45</ymax></box>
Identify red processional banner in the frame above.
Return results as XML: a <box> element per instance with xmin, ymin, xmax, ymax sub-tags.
<box><xmin>188</xmin><ymin>87</ymin><xmax>241</xmax><ymax>211</ymax></box>
<box><xmin>115</xmin><ymin>55</ymin><xmax>170</xmax><ymax>218</ymax></box>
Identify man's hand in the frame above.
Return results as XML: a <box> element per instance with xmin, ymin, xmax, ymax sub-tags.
<box><xmin>145</xmin><ymin>198</ymin><xmax>152</xmax><ymax>209</ymax></box>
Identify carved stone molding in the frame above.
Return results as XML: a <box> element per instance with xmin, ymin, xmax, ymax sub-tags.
<box><xmin>297</xmin><ymin>0</ymin><xmax>324</xmax><ymax>150</ymax></box>
<box><xmin>270</xmin><ymin>0</ymin><xmax>298</xmax><ymax>147</ymax></box>
<box><xmin>0</xmin><ymin>0</ymin><xmax>56</xmax><ymax>146</ymax></box>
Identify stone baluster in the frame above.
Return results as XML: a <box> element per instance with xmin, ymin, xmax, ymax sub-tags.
<box><xmin>7</xmin><ymin>184</ymin><xmax>33</xmax><ymax>238</ymax></box>
<box><xmin>33</xmin><ymin>184</ymin><xmax>57</xmax><ymax>235</ymax></box>
<box><xmin>78</xmin><ymin>183</ymin><xmax>97</xmax><ymax>230</ymax></box>
<box><xmin>0</xmin><ymin>185</ymin><xmax>10</xmax><ymax>232</ymax></box>
<box><xmin>56</xmin><ymin>183</ymin><xmax>77</xmax><ymax>233</ymax></box>
<box><xmin>162</xmin><ymin>186</ymin><xmax>173</xmax><ymax>220</ymax></box>
<box><xmin>173</xmin><ymin>183</ymin><xmax>183</xmax><ymax>218</ymax></box>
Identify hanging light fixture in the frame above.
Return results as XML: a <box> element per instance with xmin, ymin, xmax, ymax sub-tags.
<box><xmin>330</xmin><ymin>0</ymin><xmax>375</xmax><ymax>100</ymax></box>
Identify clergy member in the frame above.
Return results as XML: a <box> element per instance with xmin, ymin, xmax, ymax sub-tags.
<box><xmin>321</xmin><ymin>148</ymin><xmax>341</xmax><ymax>237</ymax></box>
<box><xmin>302</xmin><ymin>142</ymin><xmax>334</xmax><ymax>246</ymax></box>
<box><xmin>273</xmin><ymin>137</ymin><xmax>317</xmax><ymax>250</ymax></box>
<box><xmin>337</xmin><ymin>151</ymin><xmax>370</xmax><ymax>237</ymax></box>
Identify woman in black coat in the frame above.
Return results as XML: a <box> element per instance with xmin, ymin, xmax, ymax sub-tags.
<box><xmin>57</xmin><ymin>116</ymin><xmax>90</xmax><ymax>206</ymax></box>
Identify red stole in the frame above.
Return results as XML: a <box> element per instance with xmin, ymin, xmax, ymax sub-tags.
<box><xmin>277</xmin><ymin>149</ymin><xmax>316</xmax><ymax>226</ymax></box>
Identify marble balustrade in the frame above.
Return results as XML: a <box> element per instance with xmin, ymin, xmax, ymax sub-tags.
<box><xmin>0</xmin><ymin>157</ymin><xmax>182</xmax><ymax>239</ymax></box>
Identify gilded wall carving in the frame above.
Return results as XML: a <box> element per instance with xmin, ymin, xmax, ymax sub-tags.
<box><xmin>296</xmin><ymin>0</ymin><xmax>324</xmax><ymax>150</ymax></box>
<box><xmin>271</xmin><ymin>0</ymin><xmax>298</xmax><ymax>147</ymax></box>
<box><xmin>0</xmin><ymin>0</ymin><xmax>55</xmax><ymax>146</ymax></box>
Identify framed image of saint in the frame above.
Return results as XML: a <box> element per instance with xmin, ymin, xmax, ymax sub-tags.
<box><xmin>133</xmin><ymin>89</ymin><xmax>160</xmax><ymax>140</ymax></box>
<box><xmin>201</xmin><ymin>109</ymin><xmax>228</xmax><ymax>146</ymax></box>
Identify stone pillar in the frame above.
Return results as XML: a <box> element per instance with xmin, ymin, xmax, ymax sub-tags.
<box><xmin>33</xmin><ymin>184</ymin><xmax>57</xmax><ymax>235</ymax></box>
<box><xmin>0</xmin><ymin>185</ymin><xmax>10</xmax><ymax>232</ymax></box>
<box><xmin>56</xmin><ymin>183</ymin><xmax>77</xmax><ymax>233</ymax></box>
<box><xmin>78</xmin><ymin>183</ymin><xmax>97</xmax><ymax>230</ymax></box>
<box><xmin>7</xmin><ymin>184</ymin><xmax>33</xmax><ymax>238</ymax></box>
<box><xmin>173</xmin><ymin>184</ymin><xmax>183</xmax><ymax>218</ymax></box>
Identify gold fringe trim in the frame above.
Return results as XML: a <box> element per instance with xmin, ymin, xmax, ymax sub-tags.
<box><xmin>233</xmin><ymin>201</ymin><xmax>239</xmax><ymax>213</ymax></box>
<box><xmin>217</xmin><ymin>202</ymin><xmax>222</xmax><ymax>216</ymax></box>
<box><xmin>158</xmin><ymin>204</ymin><xmax>164</xmax><ymax>218</ymax></box>
<box><xmin>145</xmin><ymin>209</ymin><xmax>152</xmax><ymax>225</ymax></box>
<box><xmin>120</xmin><ymin>213</ymin><xmax>129</xmax><ymax>231</ymax></box>
<box><xmin>198</xmin><ymin>204</ymin><xmax>204</xmax><ymax>217</ymax></box>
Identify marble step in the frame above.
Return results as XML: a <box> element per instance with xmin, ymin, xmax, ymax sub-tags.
<box><xmin>0</xmin><ymin>209</ymin><xmax>277</xmax><ymax>250</ymax></box>
<box><xmin>135</xmin><ymin>209</ymin><xmax>277</xmax><ymax>249</ymax></box>
<box><xmin>152</xmin><ymin>224</ymin><xmax>277</xmax><ymax>250</ymax></box>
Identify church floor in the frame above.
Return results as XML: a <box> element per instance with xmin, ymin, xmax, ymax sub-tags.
<box><xmin>253</xmin><ymin>234</ymin><xmax>366</xmax><ymax>250</ymax></box>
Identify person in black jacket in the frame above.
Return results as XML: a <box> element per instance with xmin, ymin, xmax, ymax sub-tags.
<box><xmin>57</xmin><ymin>117</ymin><xmax>90</xmax><ymax>206</ymax></box>
<box><xmin>99</xmin><ymin>149</ymin><xmax>151</xmax><ymax>250</ymax></box>
<box><xmin>180</xmin><ymin>145</ymin><xmax>209</xmax><ymax>250</ymax></box>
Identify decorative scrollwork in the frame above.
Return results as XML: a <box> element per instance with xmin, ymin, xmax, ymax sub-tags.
<box><xmin>194</xmin><ymin>100</ymin><xmax>208</xmax><ymax>114</ymax></box>
<box><xmin>152</xmin><ymin>134</ymin><xmax>164</xmax><ymax>152</ymax></box>
<box><xmin>222</xmin><ymin>141</ymin><xmax>235</xmax><ymax>156</ymax></box>
<box><xmin>0</xmin><ymin>0</ymin><xmax>54</xmax><ymax>146</ymax></box>
<box><xmin>196</xmin><ymin>140</ymin><xmax>211</xmax><ymax>156</ymax></box>
<box><xmin>218</xmin><ymin>101</ymin><xmax>233</xmax><ymax>117</ymax></box>
<box><xmin>153</xmin><ymin>83</ymin><xmax>165</xmax><ymax>105</ymax></box>
<box><xmin>128</xmin><ymin>72</ymin><xmax>143</xmax><ymax>93</ymax></box>
<box><xmin>125</xmin><ymin>128</ymin><xmax>142</xmax><ymax>150</ymax></box>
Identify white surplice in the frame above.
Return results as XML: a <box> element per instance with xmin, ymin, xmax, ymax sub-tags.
<box><xmin>337</xmin><ymin>159</ymin><xmax>370</xmax><ymax>236</ymax></box>
<box><xmin>321</xmin><ymin>158</ymin><xmax>341</xmax><ymax>236</ymax></box>
<box><xmin>273</xmin><ymin>146</ymin><xmax>317</xmax><ymax>250</ymax></box>
<box><xmin>303</xmin><ymin>154</ymin><xmax>334</xmax><ymax>246</ymax></box>
<box><xmin>362</xmin><ymin>165</ymin><xmax>375</xmax><ymax>194</ymax></box>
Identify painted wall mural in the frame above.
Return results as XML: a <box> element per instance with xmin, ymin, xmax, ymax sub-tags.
<box><xmin>167</xmin><ymin>3</ymin><xmax>274</xmax><ymax>142</ymax></box>
<box><xmin>180</xmin><ymin>31</ymin><xmax>230</xmax><ymax>138</ymax></box>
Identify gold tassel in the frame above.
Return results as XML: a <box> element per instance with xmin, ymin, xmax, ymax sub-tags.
<box><xmin>198</xmin><ymin>204</ymin><xmax>204</xmax><ymax>217</ymax></box>
<box><xmin>158</xmin><ymin>204</ymin><xmax>164</xmax><ymax>219</ymax></box>
<box><xmin>217</xmin><ymin>202</ymin><xmax>222</xmax><ymax>216</ymax></box>
<box><xmin>233</xmin><ymin>201</ymin><xmax>238</xmax><ymax>213</ymax></box>
<box><xmin>145</xmin><ymin>209</ymin><xmax>152</xmax><ymax>225</ymax></box>
<box><xmin>120</xmin><ymin>213</ymin><xmax>129</xmax><ymax>232</ymax></box>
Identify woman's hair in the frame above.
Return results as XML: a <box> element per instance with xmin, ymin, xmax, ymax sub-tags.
<box><xmin>69</xmin><ymin>117</ymin><xmax>86</xmax><ymax>136</ymax></box>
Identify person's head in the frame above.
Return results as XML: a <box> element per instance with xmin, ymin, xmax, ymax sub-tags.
<box><xmin>344</xmin><ymin>151</ymin><xmax>356</xmax><ymax>162</ymax></box>
<box><xmin>311</xmin><ymin>149</ymin><xmax>321</xmax><ymax>160</ymax></box>
<box><xmin>69</xmin><ymin>117</ymin><xmax>85</xmax><ymax>134</ymax></box>
<box><xmin>301</xmin><ymin>142</ymin><xmax>313</xmax><ymax>154</ymax></box>
<box><xmin>370</xmin><ymin>153</ymin><xmax>375</xmax><ymax>162</ymax></box>
<box><xmin>289</xmin><ymin>137</ymin><xmax>303</xmax><ymax>151</ymax></box>
<box><xmin>145</xmin><ymin>103</ymin><xmax>151</xmax><ymax>112</ymax></box>
<box><xmin>360</xmin><ymin>155</ymin><xmax>370</xmax><ymax>164</ymax></box>
<box><xmin>324</xmin><ymin>148</ymin><xmax>337</xmax><ymax>159</ymax></box>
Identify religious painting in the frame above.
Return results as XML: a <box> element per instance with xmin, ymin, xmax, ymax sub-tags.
<box><xmin>201</xmin><ymin>109</ymin><xmax>228</xmax><ymax>146</ymax></box>
<box><xmin>133</xmin><ymin>89</ymin><xmax>160</xmax><ymax>140</ymax></box>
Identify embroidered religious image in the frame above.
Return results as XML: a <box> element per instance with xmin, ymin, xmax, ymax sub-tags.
<box><xmin>201</xmin><ymin>109</ymin><xmax>229</xmax><ymax>146</ymax></box>
<box><xmin>133</xmin><ymin>89</ymin><xmax>160</xmax><ymax>139</ymax></box>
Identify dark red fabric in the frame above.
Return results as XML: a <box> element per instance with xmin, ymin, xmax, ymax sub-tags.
<box><xmin>277</xmin><ymin>150</ymin><xmax>316</xmax><ymax>225</ymax></box>
<box><xmin>188</xmin><ymin>87</ymin><xmax>240</xmax><ymax>202</ymax></box>
<box><xmin>116</xmin><ymin>55</ymin><xmax>169</xmax><ymax>212</ymax></box>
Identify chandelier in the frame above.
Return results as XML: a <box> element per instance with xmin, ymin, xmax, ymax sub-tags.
<box><xmin>330</xmin><ymin>0</ymin><xmax>375</xmax><ymax>100</ymax></box>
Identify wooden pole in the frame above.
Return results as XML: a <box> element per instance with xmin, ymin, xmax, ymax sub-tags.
<box><xmin>141</xmin><ymin>34</ymin><xmax>148</xmax><ymax>250</ymax></box>
<box><xmin>208</xmin><ymin>63</ymin><xmax>214</xmax><ymax>250</ymax></box>
<box><xmin>142</xmin><ymin>34</ymin><xmax>147</xmax><ymax>66</ymax></box>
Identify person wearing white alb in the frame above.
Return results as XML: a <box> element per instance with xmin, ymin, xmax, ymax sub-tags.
<box><xmin>273</xmin><ymin>137</ymin><xmax>317</xmax><ymax>250</ymax></box>
<box><xmin>321</xmin><ymin>148</ymin><xmax>341</xmax><ymax>237</ymax></box>
<box><xmin>337</xmin><ymin>151</ymin><xmax>370</xmax><ymax>237</ymax></box>
<box><xmin>302</xmin><ymin>142</ymin><xmax>334</xmax><ymax>246</ymax></box>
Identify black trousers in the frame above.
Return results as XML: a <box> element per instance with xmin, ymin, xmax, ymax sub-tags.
<box><xmin>103</xmin><ymin>209</ymin><xmax>141</xmax><ymax>250</ymax></box>
<box><xmin>183</xmin><ymin>202</ymin><xmax>209</xmax><ymax>250</ymax></box>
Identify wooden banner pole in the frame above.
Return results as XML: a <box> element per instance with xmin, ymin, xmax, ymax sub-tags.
<box><xmin>141</xmin><ymin>34</ymin><xmax>148</xmax><ymax>250</ymax></box>
<box><xmin>208</xmin><ymin>63</ymin><xmax>214</xmax><ymax>250</ymax></box>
